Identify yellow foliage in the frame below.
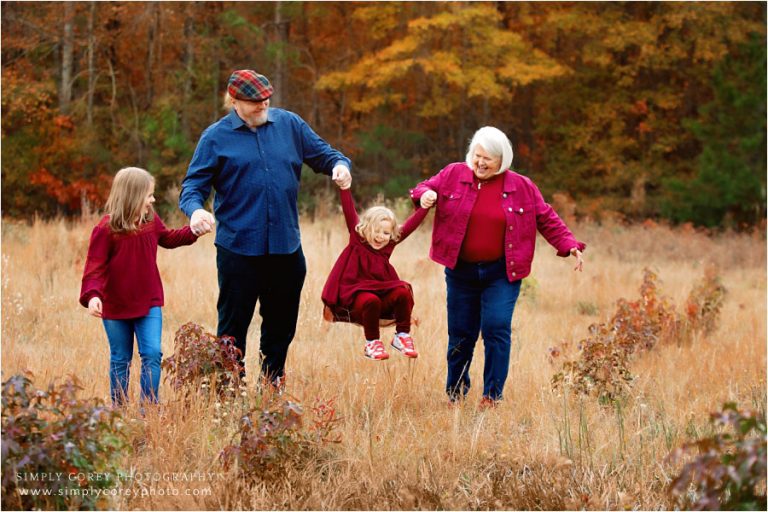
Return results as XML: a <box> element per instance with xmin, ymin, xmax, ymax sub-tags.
<box><xmin>315</xmin><ymin>71</ymin><xmax>352</xmax><ymax>92</ymax></box>
<box><xmin>351</xmin><ymin>4</ymin><xmax>401</xmax><ymax>41</ymax></box>
<box><xmin>316</xmin><ymin>2</ymin><xmax>564</xmax><ymax>115</ymax></box>
<box><xmin>465</xmin><ymin>71</ymin><xmax>507</xmax><ymax>101</ymax></box>
<box><xmin>351</xmin><ymin>94</ymin><xmax>397</xmax><ymax>114</ymax></box>
<box><xmin>366</xmin><ymin>60</ymin><xmax>416</xmax><ymax>88</ymax></box>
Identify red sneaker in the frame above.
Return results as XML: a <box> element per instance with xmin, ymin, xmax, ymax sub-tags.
<box><xmin>478</xmin><ymin>396</ymin><xmax>500</xmax><ymax>410</ymax></box>
<box><xmin>391</xmin><ymin>333</ymin><xmax>418</xmax><ymax>358</ymax></box>
<box><xmin>364</xmin><ymin>339</ymin><xmax>390</xmax><ymax>360</ymax></box>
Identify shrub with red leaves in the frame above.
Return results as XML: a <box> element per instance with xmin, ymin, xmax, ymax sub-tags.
<box><xmin>162</xmin><ymin>322</ymin><xmax>244</xmax><ymax>396</ymax></box>
<box><xmin>1</xmin><ymin>372</ymin><xmax>128</xmax><ymax>510</ymax></box>
<box><xmin>668</xmin><ymin>402</ymin><xmax>766</xmax><ymax>510</ymax></box>
<box><xmin>552</xmin><ymin>268</ymin><xmax>726</xmax><ymax>403</ymax></box>
<box><xmin>220</xmin><ymin>396</ymin><xmax>341</xmax><ymax>480</ymax></box>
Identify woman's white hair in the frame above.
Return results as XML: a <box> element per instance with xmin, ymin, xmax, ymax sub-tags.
<box><xmin>465</xmin><ymin>126</ymin><xmax>514</xmax><ymax>174</ymax></box>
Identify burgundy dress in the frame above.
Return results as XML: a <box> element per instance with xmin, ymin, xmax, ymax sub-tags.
<box><xmin>321</xmin><ymin>188</ymin><xmax>429</xmax><ymax>323</ymax></box>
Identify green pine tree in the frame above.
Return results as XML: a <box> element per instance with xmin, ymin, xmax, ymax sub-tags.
<box><xmin>666</xmin><ymin>32</ymin><xmax>767</xmax><ymax>227</ymax></box>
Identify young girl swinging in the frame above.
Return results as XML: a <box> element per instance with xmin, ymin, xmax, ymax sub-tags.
<box><xmin>321</xmin><ymin>183</ymin><xmax>431</xmax><ymax>360</ymax></box>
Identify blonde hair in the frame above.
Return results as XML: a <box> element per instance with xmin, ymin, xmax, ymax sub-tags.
<box><xmin>355</xmin><ymin>206</ymin><xmax>401</xmax><ymax>245</ymax></box>
<box><xmin>465</xmin><ymin>126</ymin><xmax>514</xmax><ymax>175</ymax></box>
<box><xmin>105</xmin><ymin>167</ymin><xmax>155</xmax><ymax>233</ymax></box>
<box><xmin>223</xmin><ymin>92</ymin><xmax>235</xmax><ymax>110</ymax></box>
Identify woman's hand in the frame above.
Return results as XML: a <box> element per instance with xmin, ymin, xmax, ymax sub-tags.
<box><xmin>88</xmin><ymin>297</ymin><xmax>103</xmax><ymax>317</ymax></box>
<box><xmin>420</xmin><ymin>190</ymin><xmax>437</xmax><ymax>209</ymax></box>
<box><xmin>570</xmin><ymin>248</ymin><xmax>584</xmax><ymax>272</ymax></box>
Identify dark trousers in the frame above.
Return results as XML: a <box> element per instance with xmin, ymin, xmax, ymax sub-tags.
<box><xmin>445</xmin><ymin>259</ymin><xmax>521</xmax><ymax>401</ymax></box>
<box><xmin>348</xmin><ymin>287</ymin><xmax>414</xmax><ymax>340</ymax></box>
<box><xmin>216</xmin><ymin>245</ymin><xmax>306</xmax><ymax>383</ymax></box>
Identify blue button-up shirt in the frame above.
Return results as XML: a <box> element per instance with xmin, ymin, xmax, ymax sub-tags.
<box><xmin>180</xmin><ymin>108</ymin><xmax>351</xmax><ymax>256</ymax></box>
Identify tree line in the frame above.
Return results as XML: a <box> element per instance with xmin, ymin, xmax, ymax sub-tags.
<box><xmin>1</xmin><ymin>1</ymin><xmax>765</xmax><ymax>227</ymax></box>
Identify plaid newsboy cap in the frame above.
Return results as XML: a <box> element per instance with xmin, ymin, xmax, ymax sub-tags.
<box><xmin>227</xmin><ymin>70</ymin><xmax>273</xmax><ymax>101</ymax></box>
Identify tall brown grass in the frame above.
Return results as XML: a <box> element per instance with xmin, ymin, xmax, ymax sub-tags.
<box><xmin>2</xmin><ymin>213</ymin><xmax>765</xmax><ymax>510</ymax></box>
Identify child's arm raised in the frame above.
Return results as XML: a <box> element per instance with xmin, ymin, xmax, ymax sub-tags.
<box><xmin>397</xmin><ymin>205</ymin><xmax>430</xmax><ymax>243</ymax></box>
<box><xmin>155</xmin><ymin>216</ymin><xmax>199</xmax><ymax>248</ymax></box>
<box><xmin>339</xmin><ymin>188</ymin><xmax>359</xmax><ymax>234</ymax></box>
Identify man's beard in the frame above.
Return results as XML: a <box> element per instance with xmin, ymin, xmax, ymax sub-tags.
<box><xmin>247</xmin><ymin>110</ymin><xmax>268</xmax><ymax>127</ymax></box>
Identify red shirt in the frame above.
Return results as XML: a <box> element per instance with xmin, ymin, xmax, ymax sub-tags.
<box><xmin>459</xmin><ymin>174</ymin><xmax>506</xmax><ymax>262</ymax></box>
<box><xmin>79</xmin><ymin>215</ymin><xmax>198</xmax><ymax>319</ymax></box>
<box><xmin>321</xmin><ymin>189</ymin><xmax>429</xmax><ymax>321</ymax></box>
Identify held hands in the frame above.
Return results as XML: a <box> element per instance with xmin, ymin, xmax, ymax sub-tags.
<box><xmin>570</xmin><ymin>248</ymin><xmax>584</xmax><ymax>272</ymax></box>
<box><xmin>332</xmin><ymin>165</ymin><xmax>352</xmax><ymax>190</ymax></box>
<box><xmin>190</xmin><ymin>209</ymin><xmax>215</xmax><ymax>237</ymax></box>
<box><xmin>420</xmin><ymin>190</ymin><xmax>437</xmax><ymax>209</ymax></box>
<box><xmin>88</xmin><ymin>297</ymin><xmax>103</xmax><ymax>318</ymax></box>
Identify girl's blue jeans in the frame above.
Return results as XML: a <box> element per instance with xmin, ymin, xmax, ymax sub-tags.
<box><xmin>102</xmin><ymin>306</ymin><xmax>163</xmax><ymax>405</ymax></box>
<box><xmin>445</xmin><ymin>259</ymin><xmax>521</xmax><ymax>401</ymax></box>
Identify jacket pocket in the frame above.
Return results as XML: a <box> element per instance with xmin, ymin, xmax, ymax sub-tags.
<box><xmin>436</xmin><ymin>191</ymin><xmax>462</xmax><ymax>222</ymax></box>
<box><xmin>439</xmin><ymin>191</ymin><xmax>462</xmax><ymax>205</ymax></box>
<box><xmin>512</xmin><ymin>203</ymin><xmax>536</xmax><ymax>240</ymax></box>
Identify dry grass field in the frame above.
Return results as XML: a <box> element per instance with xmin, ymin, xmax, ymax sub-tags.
<box><xmin>2</xmin><ymin>212</ymin><xmax>765</xmax><ymax>510</ymax></box>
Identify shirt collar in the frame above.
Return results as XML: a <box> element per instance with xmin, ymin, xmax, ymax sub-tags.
<box><xmin>502</xmin><ymin>170</ymin><xmax>518</xmax><ymax>192</ymax></box>
<box><xmin>227</xmin><ymin>109</ymin><xmax>246</xmax><ymax>130</ymax></box>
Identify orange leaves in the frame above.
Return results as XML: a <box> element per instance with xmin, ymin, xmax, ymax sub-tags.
<box><xmin>637</xmin><ymin>122</ymin><xmax>652</xmax><ymax>134</ymax></box>
<box><xmin>631</xmin><ymin>100</ymin><xmax>649</xmax><ymax>115</ymax></box>
<box><xmin>53</xmin><ymin>115</ymin><xmax>75</xmax><ymax>131</ymax></box>
<box><xmin>29</xmin><ymin>168</ymin><xmax>110</xmax><ymax>211</ymax></box>
<box><xmin>1</xmin><ymin>68</ymin><xmax>56</xmax><ymax>128</ymax></box>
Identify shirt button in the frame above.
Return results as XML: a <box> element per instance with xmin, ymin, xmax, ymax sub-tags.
<box><xmin>509</xmin><ymin>226</ymin><xmax>514</xmax><ymax>231</ymax></box>
<box><xmin>503</xmin><ymin>193</ymin><xmax>507</xmax><ymax>198</ymax></box>
<box><xmin>519</xmin><ymin>207</ymin><xmax>524</xmax><ymax>213</ymax></box>
<box><xmin>508</xmin><ymin>207</ymin><xmax>512</xmax><ymax>212</ymax></box>
<box><xmin>512</xmin><ymin>272</ymin><xmax>517</xmax><ymax>277</ymax></box>
<box><xmin>508</xmin><ymin>244</ymin><xmax>513</xmax><ymax>249</ymax></box>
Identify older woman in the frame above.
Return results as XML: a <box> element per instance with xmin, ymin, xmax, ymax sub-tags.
<box><xmin>411</xmin><ymin>126</ymin><xmax>585</xmax><ymax>408</ymax></box>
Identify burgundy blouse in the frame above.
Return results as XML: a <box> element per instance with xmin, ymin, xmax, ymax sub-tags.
<box><xmin>79</xmin><ymin>214</ymin><xmax>198</xmax><ymax>319</ymax></box>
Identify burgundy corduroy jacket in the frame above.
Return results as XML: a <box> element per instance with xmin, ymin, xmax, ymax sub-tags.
<box><xmin>410</xmin><ymin>162</ymin><xmax>585</xmax><ymax>282</ymax></box>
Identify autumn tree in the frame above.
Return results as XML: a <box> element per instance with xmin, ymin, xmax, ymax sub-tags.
<box><xmin>522</xmin><ymin>2</ymin><xmax>764</xmax><ymax>219</ymax></box>
<box><xmin>1</xmin><ymin>2</ymin><xmax>765</xmax><ymax>226</ymax></box>
<box><xmin>316</xmin><ymin>2</ymin><xmax>566</xmax><ymax>187</ymax></box>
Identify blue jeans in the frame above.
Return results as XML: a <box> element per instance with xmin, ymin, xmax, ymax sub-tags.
<box><xmin>445</xmin><ymin>259</ymin><xmax>521</xmax><ymax>401</ymax></box>
<box><xmin>102</xmin><ymin>306</ymin><xmax>163</xmax><ymax>405</ymax></box>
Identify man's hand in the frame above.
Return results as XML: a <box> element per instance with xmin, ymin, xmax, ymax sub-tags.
<box><xmin>420</xmin><ymin>190</ymin><xmax>437</xmax><ymax>209</ymax></box>
<box><xmin>88</xmin><ymin>296</ymin><xmax>103</xmax><ymax>318</ymax></box>
<box><xmin>190</xmin><ymin>209</ymin><xmax>215</xmax><ymax>236</ymax></box>
<box><xmin>332</xmin><ymin>165</ymin><xmax>352</xmax><ymax>190</ymax></box>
